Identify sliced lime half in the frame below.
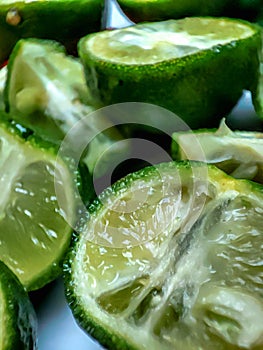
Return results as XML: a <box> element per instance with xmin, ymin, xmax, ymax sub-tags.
<box><xmin>65</xmin><ymin>161</ymin><xmax>263</xmax><ymax>350</ymax></box>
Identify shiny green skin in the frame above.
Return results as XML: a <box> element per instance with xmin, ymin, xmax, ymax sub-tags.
<box><xmin>0</xmin><ymin>261</ymin><xmax>37</xmax><ymax>350</ymax></box>
<box><xmin>117</xmin><ymin>0</ymin><xmax>230</xmax><ymax>22</ymax></box>
<box><xmin>79</xmin><ymin>19</ymin><xmax>261</xmax><ymax>129</ymax></box>
<box><xmin>0</xmin><ymin>0</ymin><xmax>103</xmax><ymax>64</ymax></box>
<box><xmin>117</xmin><ymin>0</ymin><xmax>263</xmax><ymax>23</ymax></box>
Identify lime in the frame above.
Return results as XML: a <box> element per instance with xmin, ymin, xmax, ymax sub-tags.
<box><xmin>4</xmin><ymin>38</ymin><xmax>95</xmax><ymax>142</ymax></box>
<box><xmin>117</xmin><ymin>0</ymin><xmax>229</xmax><ymax>22</ymax></box>
<box><xmin>0</xmin><ymin>0</ymin><xmax>103</xmax><ymax>64</ymax></box>
<box><xmin>0</xmin><ymin>116</ymin><xmax>81</xmax><ymax>291</ymax></box>
<box><xmin>65</xmin><ymin>161</ymin><xmax>263</xmax><ymax>350</ymax></box>
<box><xmin>78</xmin><ymin>17</ymin><xmax>261</xmax><ymax>129</ymax></box>
<box><xmin>0</xmin><ymin>260</ymin><xmax>37</xmax><ymax>349</ymax></box>
<box><xmin>172</xmin><ymin>118</ymin><xmax>263</xmax><ymax>183</ymax></box>
<box><xmin>4</xmin><ymin>38</ymin><xmax>130</xmax><ymax>179</ymax></box>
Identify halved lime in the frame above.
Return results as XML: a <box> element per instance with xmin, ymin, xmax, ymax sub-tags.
<box><xmin>172</xmin><ymin>119</ymin><xmax>263</xmax><ymax>183</ymax></box>
<box><xmin>0</xmin><ymin>116</ymin><xmax>80</xmax><ymax>291</ymax></box>
<box><xmin>65</xmin><ymin>161</ymin><xmax>263</xmax><ymax>349</ymax></box>
<box><xmin>0</xmin><ymin>260</ymin><xmax>37</xmax><ymax>349</ymax></box>
<box><xmin>78</xmin><ymin>17</ymin><xmax>261</xmax><ymax>128</ymax></box>
<box><xmin>0</xmin><ymin>0</ymin><xmax>103</xmax><ymax>64</ymax></box>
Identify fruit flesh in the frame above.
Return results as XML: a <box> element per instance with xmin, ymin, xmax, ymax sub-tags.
<box><xmin>87</xmin><ymin>18</ymin><xmax>255</xmax><ymax>64</ymax></box>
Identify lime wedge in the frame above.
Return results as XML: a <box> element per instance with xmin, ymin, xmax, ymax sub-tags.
<box><xmin>0</xmin><ymin>260</ymin><xmax>37</xmax><ymax>349</ymax></box>
<box><xmin>65</xmin><ymin>161</ymin><xmax>263</xmax><ymax>349</ymax></box>
<box><xmin>172</xmin><ymin>118</ymin><xmax>263</xmax><ymax>183</ymax></box>
<box><xmin>78</xmin><ymin>17</ymin><xmax>261</xmax><ymax>128</ymax></box>
<box><xmin>0</xmin><ymin>116</ymin><xmax>79</xmax><ymax>291</ymax></box>
<box><xmin>4</xmin><ymin>38</ymin><xmax>131</xmax><ymax>179</ymax></box>
<box><xmin>4</xmin><ymin>38</ymin><xmax>95</xmax><ymax>142</ymax></box>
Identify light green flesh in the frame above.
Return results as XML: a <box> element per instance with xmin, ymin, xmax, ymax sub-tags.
<box><xmin>0</xmin><ymin>127</ymin><xmax>74</xmax><ymax>288</ymax></box>
<box><xmin>87</xmin><ymin>18</ymin><xmax>255</xmax><ymax>64</ymax></box>
<box><xmin>173</xmin><ymin>120</ymin><xmax>263</xmax><ymax>181</ymax></box>
<box><xmin>73</xmin><ymin>168</ymin><xmax>263</xmax><ymax>349</ymax></box>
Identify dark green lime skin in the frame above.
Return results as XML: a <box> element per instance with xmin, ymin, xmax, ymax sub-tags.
<box><xmin>117</xmin><ymin>0</ymin><xmax>263</xmax><ymax>23</ymax></box>
<box><xmin>79</xmin><ymin>21</ymin><xmax>262</xmax><ymax>129</ymax></box>
<box><xmin>0</xmin><ymin>0</ymin><xmax>103</xmax><ymax>64</ymax></box>
<box><xmin>0</xmin><ymin>261</ymin><xmax>37</xmax><ymax>350</ymax></box>
<box><xmin>117</xmin><ymin>0</ymin><xmax>230</xmax><ymax>22</ymax></box>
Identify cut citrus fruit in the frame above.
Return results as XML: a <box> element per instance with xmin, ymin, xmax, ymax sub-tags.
<box><xmin>0</xmin><ymin>115</ymin><xmax>80</xmax><ymax>291</ymax></box>
<box><xmin>78</xmin><ymin>17</ymin><xmax>262</xmax><ymax>128</ymax></box>
<box><xmin>172</xmin><ymin>119</ymin><xmax>263</xmax><ymax>183</ymax></box>
<box><xmin>4</xmin><ymin>38</ymin><xmax>95</xmax><ymax>143</ymax></box>
<box><xmin>0</xmin><ymin>260</ymin><xmax>37</xmax><ymax>349</ymax></box>
<box><xmin>0</xmin><ymin>0</ymin><xmax>103</xmax><ymax>64</ymax></box>
<box><xmin>4</xmin><ymin>38</ymin><xmax>130</xmax><ymax>179</ymax></box>
<box><xmin>116</xmin><ymin>0</ymin><xmax>263</xmax><ymax>24</ymax></box>
<box><xmin>65</xmin><ymin>160</ymin><xmax>263</xmax><ymax>350</ymax></box>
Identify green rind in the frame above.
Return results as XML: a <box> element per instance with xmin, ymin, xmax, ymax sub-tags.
<box><xmin>0</xmin><ymin>0</ymin><xmax>103</xmax><ymax>64</ymax></box>
<box><xmin>117</xmin><ymin>0</ymin><xmax>230</xmax><ymax>22</ymax></box>
<box><xmin>64</xmin><ymin>160</ymin><xmax>263</xmax><ymax>349</ymax></box>
<box><xmin>79</xmin><ymin>18</ymin><xmax>262</xmax><ymax>129</ymax></box>
<box><xmin>117</xmin><ymin>0</ymin><xmax>263</xmax><ymax>23</ymax></box>
<box><xmin>64</xmin><ymin>268</ymin><xmax>136</xmax><ymax>350</ymax></box>
<box><xmin>0</xmin><ymin>260</ymin><xmax>37</xmax><ymax>350</ymax></box>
